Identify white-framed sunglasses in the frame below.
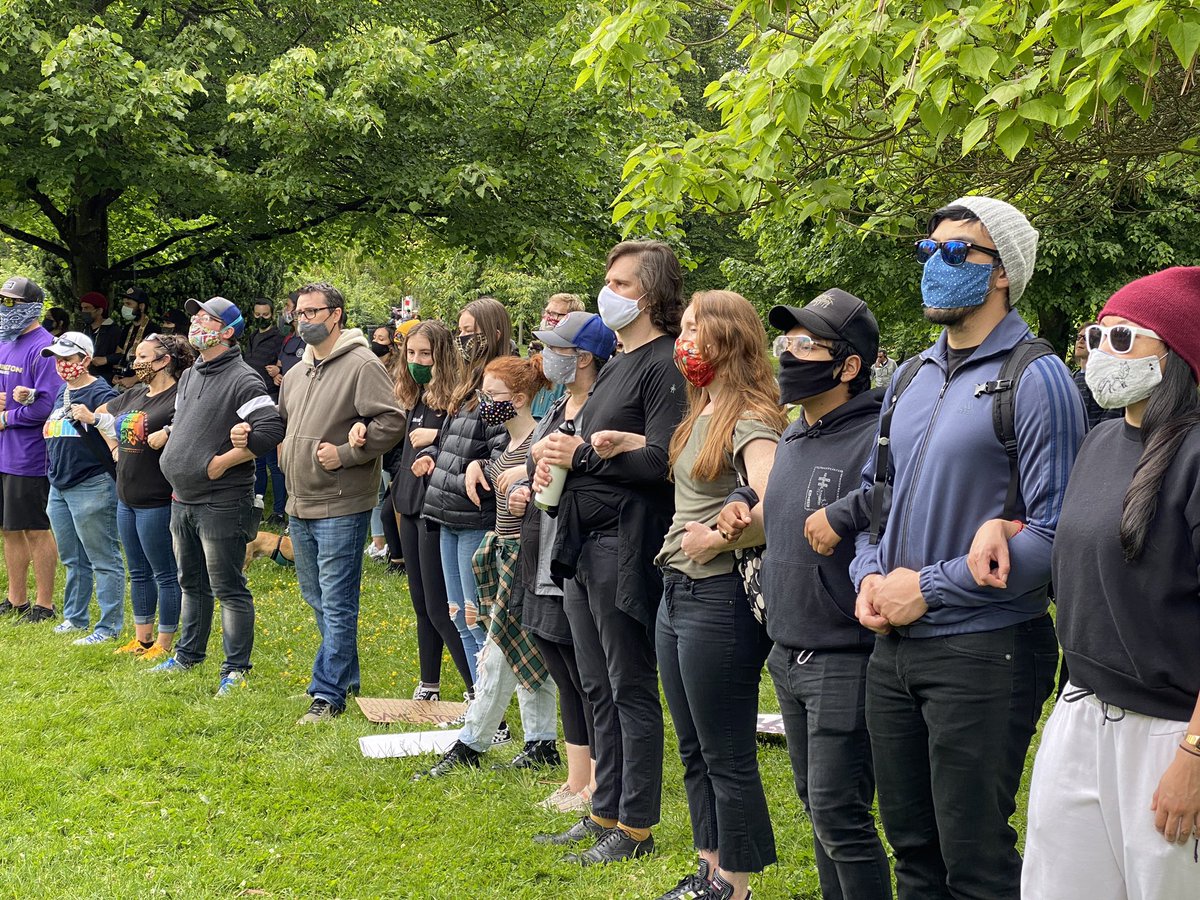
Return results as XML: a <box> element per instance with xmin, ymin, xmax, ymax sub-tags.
<box><xmin>1084</xmin><ymin>323</ymin><xmax>1161</xmax><ymax>355</ymax></box>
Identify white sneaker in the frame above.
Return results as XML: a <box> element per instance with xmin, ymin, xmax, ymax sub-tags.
<box><xmin>54</xmin><ymin>620</ymin><xmax>88</xmax><ymax>634</ymax></box>
<box><xmin>73</xmin><ymin>631</ymin><xmax>115</xmax><ymax>646</ymax></box>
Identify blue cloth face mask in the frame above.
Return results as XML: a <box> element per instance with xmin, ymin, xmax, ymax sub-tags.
<box><xmin>920</xmin><ymin>252</ymin><xmax>995</xmax><ymax>309</ymax></box>
<box><xmin>0</xmin><ymin>302</ymin><xmax>45</xmax><ymax>342</ymax></box>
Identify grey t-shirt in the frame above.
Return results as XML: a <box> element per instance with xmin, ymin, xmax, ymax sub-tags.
<box><xmin>656</xmin><ymin>415</ymin><xmax>779</xmax><ymax>580</ymax></box>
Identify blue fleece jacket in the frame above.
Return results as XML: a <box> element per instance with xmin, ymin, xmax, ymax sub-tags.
<box><xmin>849</xmin><ymin>310</ymin><xmax>1085</xmax><ymax>637</ymax></box>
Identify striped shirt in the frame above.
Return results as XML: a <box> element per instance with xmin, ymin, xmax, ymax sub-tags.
<box><xmin>487</xmin><ymin>431</ymin><xmax>534</xmax><ymax>539</ymax></box>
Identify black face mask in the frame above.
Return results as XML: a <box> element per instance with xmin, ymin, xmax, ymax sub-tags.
<box><xmin>254</xmin><ymin>316</ymin><xmax>273</xmax><ymax>329</ymax></box>
<box><xmin>777</xmin><ymin>354</ymin><xmax>845</xmax><ymax>405</ymax></box>
<box><xmin>370</xmin><ymin>342</ymin><xmax>390</xmax><ymax>358</ymax></box>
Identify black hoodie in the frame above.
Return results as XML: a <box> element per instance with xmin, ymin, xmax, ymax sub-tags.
<box><xmin>759</xmin><ymin>388</ymin><xmax>884</xmax><ymax>653</ymax></box>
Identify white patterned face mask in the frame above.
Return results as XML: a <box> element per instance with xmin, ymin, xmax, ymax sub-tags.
<box><xmin>1085</xmin><ymin>348</ymin><xmax>1166</xmax><ymax>409</ymax></box>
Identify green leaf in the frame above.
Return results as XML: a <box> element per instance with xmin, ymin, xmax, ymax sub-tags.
<box><xmin>1099</xmin><ymin>0</ymin><xmax>1143</xmax><ymax>18</ymax></box>
<box><xmin>891</xmin><ymin>92</ymin><xmax>918</xmax><ymax>130</ymax></box>
<box><xmin>1124</xmin><ymin>1</ymin><xmax>1165</xmax><ymax>42</ymax></box>
<box><xmin>1167</xmin><ymin>19</ymin><xmax>1200</xmax><ymax>68</ymax></box>
<box><xmin>961</xmin><ymin>115</ymin><xmax>991</xmax><ymax>155</ymax></box>
<box><xmin>1018</xmin><ymin>98</ymin><xmax>1057</xmax><ymax>125</ymax></box>
<box><xmin>958</xmin><ymin>45</ymin><xmax>999</xmax><ymax>80</ymax></box>
<box><xmin>995</xmin><ymin>121</ymin><xmax>1029</xmax><ymax>160</ymax></box>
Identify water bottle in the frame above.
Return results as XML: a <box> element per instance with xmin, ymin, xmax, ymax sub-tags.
<box><xmin>534</xmin><ymin>419</ymin><xmax>575</xmax><ymax>512</ymax></box>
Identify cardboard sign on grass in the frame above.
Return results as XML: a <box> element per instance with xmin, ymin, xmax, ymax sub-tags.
<box><xmin>354</xmin><ymin>697</ymin><xmax>467</xmax><ymax>725</ymax></box>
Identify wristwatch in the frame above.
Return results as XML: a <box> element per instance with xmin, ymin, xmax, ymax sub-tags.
<box><xmin>1184</xmin><ymin>734</ymin><xmax>1200</xmax><ymax>751</ymax></box>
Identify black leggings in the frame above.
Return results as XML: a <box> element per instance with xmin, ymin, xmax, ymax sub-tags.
<box><xmin>534</xmin><ymin>632</ymin><xmax>594</xmax><ymax>751</ymax></box>
<box><xmin>398</xmin><ymin>511</ymin><xmax>474</xmax><ymax>691</ymax></box>
<box><xmin>380</xmin><ymin>487</ymin><xmax>403</xmax><ymax>564</ymax></box>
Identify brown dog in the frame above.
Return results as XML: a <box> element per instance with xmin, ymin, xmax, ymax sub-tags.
<box><xmin>243</xmin><ymin>531</ymin><xmax>295</xmax><ymax>571</ymax></box>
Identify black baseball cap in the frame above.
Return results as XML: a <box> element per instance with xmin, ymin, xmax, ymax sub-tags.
<box><xmin>123</xmin><ymin>286</ymin><xmax>149</xmax><ymax>305</ymax></box>
<box><xmin>769</xmin><ymin>288</ymin><xmax>879</xmax><ymax>363</ymax></box>
<box><xmin>0</xmin><ymin>276</ymin><xmax>45</xmax><ymax>305</ymax></box>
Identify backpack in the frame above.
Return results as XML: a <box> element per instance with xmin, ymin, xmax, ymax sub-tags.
<box><xmin>867</xmin><ymin>338</ymin><xmax>1056</xmax><ymax>545</ymax></box>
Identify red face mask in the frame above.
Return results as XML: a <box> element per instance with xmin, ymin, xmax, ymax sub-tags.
<box><xmin>55</xmin><ymin>358</ymin><xmax>88</xmax><ymax>383</ymax></box>
<box><xmin>674</xmin><ymin>336</ymin><xmax>715</xmax><ymax>388</ymax></box>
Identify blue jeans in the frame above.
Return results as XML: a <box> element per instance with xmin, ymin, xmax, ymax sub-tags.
<box><xmin>117</xmin><ymin>501</ymin><xmax>181</xmax><ymax>633</ymax></box>
<box><xmin>439</xmin><ymin>525</ymin><xmax>488</xmax><ymax>684</ymax></box>
<box><xmin>458</xmin><ymin>637</ymin><xmax>558</xmax><ymax>753</ymax></box>
<box><xmin>369</xmin><ymin>471</ymin><xmax>392</xmax><ymax>539</ymax></box>
<box><xmin>171</xmin><ymin>495</ymin><xmax>259</xmax><ymax>676</ymax></box>
<box><xmin>46</xmin><ymin>474</ymin><xmax>124</xmax><ymax>636</ymax></box>
<box><xmin>290</xmin><ymin>511</ymin><xmax>371</xmax><ymax>709</ymax></box>
<box><xmin>768</xmin><ymin>645</ymin><xmax>892</xmax><ymax>899</ymax></box>
<box><xmin>254</xmin><ymin>448</ymin><xmax>286</xmax><ymax>516</ymax></box>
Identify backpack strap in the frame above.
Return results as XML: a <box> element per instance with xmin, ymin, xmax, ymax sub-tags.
<box><xmin>971</xmin><ymin>337</ymin><xmax>1056</xmax><ymax>520</ymax></box>
<box><xmin>868</xmin><ymin>356</ymin><xmax>926</xmax><ymax>545</ymax></box>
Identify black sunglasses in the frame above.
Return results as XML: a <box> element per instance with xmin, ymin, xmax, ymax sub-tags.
<box><xmin>915</xmin><ymin>239</ymin><xmax>1002</xmax><ymax>267</ymax></box>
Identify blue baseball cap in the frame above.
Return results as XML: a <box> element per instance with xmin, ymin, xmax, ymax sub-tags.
<box><xmin>185</xmin><ymin>296</ymin><xmax>245</xmax><ymax>338</ymax></box>
<box><xmin>534</xmin><ymin>311</ymin><xmax>616</xmax><ymax>361</ymax></box>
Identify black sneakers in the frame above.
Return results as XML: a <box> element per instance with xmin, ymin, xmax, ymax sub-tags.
<box><xmin>532</xmin><ymin>815</ymin><xmax>607</xmax><ymax>846</ymax></box>
<box><xmin>654</xmin><ymin>859</ymin><xmax>713</xmax><ymax>900</ymax></box>
<box><xmin>566</xmin><ymin>826</ymin><xmax>654</xmax><ymax>866</ymax></box>
<box><xmin>296</xmin><ymin>698</ymin><xmax>342</xmax><ymax>725</ymax></box>
<box><xmin>13</xmin><ymin>604</ymin><xmax>55</xmax><ymax>625</ymax></box>
<box><xmin>697</xmin><ymin>873</ymin><xmax>748</xmax><ymax>900</ymax></box>
<box><xmin>0</xmin><ymin>600</ymin><xmax>28</xmax><ymax>617</ymax></box>
<box><xmin>507</xmin><ymin>740</ymin><xmax>561</xmax><ymax>770</ymax></box>
<box><xmin>491</xmin><ymin>720</ymin><xmax>512</xmax><ymax>747</ymax></box>
<box><xmin>413</xmin><ymin>740</ymin><xmax>482</xmax><ymax>780</ymax></box>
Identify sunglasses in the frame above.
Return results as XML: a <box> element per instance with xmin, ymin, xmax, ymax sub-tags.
<box><xmin>0</xmin><ymin>296</ymin><xmax>35</xmax><ymax>308</ymax></box>
<box><xmin>772</xmin><ymin>334</ymin><xmax>834</xmax><ymax>359</ymax></box>
<box><xmin>915</xmin><ymin>239</ymin><xmax>1002</xmax><ymax>267</ymax></box>
<box><xmin>53</xmin><ymin>337</ymin><xmax>90</xmax><ymax>356</ymax></box>
<box><xmin>1084</xmin><ymin>323</ymin><xmax>1161</xmax><ymax>355</ymax></box>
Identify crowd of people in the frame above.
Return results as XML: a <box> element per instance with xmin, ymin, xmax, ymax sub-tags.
<box><xmin>0</xmin><ymin>192</ymin><xmax>1197</xmax><ymax>900</ymax></box>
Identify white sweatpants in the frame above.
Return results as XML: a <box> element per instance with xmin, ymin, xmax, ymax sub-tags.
<box><xmin>1022</xmin><ymin>684</ymin><xmax>1200</xmax><ymax>899</ymax></box>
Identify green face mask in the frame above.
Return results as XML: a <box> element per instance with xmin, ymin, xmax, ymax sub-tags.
<box><xmin>408</xmin><ymin>361</ymin><xmax>433</xmax><ymax>385</ymax></box>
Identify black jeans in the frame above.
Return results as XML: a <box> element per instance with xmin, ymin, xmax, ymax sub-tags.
<box><xmin>564</xmin><ymin>532</ymin><xmax>663</xmax><ymax>828</ymax></box>
<box><xmin>533</xmin><ymin>632</ymin><xmax>593</xmax><ymax>750</ymax></box>
<box><xmin>657</xmin><ymin>569</ymin><xmax>775</xmax><ymax>873</ymax></box>
<box><xmin>171</xmin><ymin>495</ymin><xmax>259</xmax><ymax>676</ymax></box>
<box><xmin>768</xmin><ymin>645</ymin><xmax>892</xmax><ymax>899</ymax></box>
<box><xmin>867</xmin><ymin>615</ymin><xmax>1059</xmax><ymax>900</ymax></box>
<box><xmin>398</xmin><ymin>513</ymin><xmax>473</xmax><ymax>691</ymax></box>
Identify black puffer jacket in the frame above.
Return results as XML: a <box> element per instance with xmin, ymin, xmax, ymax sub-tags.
<box><xmin>421</xmin><ymin>404</ymin><xmax>508</xmax><ymax>530</ymax></box>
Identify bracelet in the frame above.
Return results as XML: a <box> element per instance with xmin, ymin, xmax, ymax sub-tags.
<box><xmin>1180</xmin><ymin>741</ymin><xmax>1200</xmax><ymax>758</ymax></box>
<box><xmin>1011</xmin><ymin>520</ymin><xmax>1025</xmax><ymax>535</ymax></box>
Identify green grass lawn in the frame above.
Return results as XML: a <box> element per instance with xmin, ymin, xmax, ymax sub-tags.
<box><xmin>0</xmin><ymin>542</ymin><xmax>1038</xmax><ymax>899</ymax></box>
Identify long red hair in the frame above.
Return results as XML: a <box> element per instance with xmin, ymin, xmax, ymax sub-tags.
<box><xmin>668</xmin><ymin>291</ymin><xmax>788</xmax><ymax>481</ymax></box>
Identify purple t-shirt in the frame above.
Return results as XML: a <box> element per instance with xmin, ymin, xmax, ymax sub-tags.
<box><xmin>0</xmin><ymin>326</ymin><xmax>63</xmax><ymax>477</ymax></box>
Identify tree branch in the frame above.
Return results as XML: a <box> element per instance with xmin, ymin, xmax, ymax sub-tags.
<box><xmin>111</xmin><ymin>220</ymin><xmax>224</xmax><ymax>270</ymax></box>
<box><xmin>0</xmin><ymin>222</ymin><xmax>72</xmax><ymax>260</ymax></box>
<box><xmin>23</xmin><ymin>179</ymin><xmax>69</xmax><ymax>234</ymax></box>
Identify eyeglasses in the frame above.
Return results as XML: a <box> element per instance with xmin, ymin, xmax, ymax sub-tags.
<box><xmin>53</xmin><ymin>337</ymin><xmax>90</xmax><ymax>355</ymax></box>
<box><xmin>914</xmin><ymin>239</ymin><xmax>1002</xmax><ymax>267</ymax></box>
<box><xmin>1084</xmin><ymin>323</ymin><xmax>1161</xmax><ymax>355</ymax></box>
<box><xmin>191</xmin><ymin>312</ymin><xmax>222</xmax><ymax>327</ymax></box>
<box><xmin>476</xmin><ymin>389</ymin><xmax>512</xmax><ymax>404</ymax></box>
<box><xmin>296</xmin><ymin>306</ymin><xmax>333</xmax><ymax>321</ymax></box>
<box><xmin>772</xmin><ymin>334</ymin><xmax>834</xmax><ymax>359</ymax></box>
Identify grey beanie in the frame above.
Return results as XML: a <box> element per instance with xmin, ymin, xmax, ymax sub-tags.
<box><xmin>950</xmin><ymin>195</ymin><xmax>1039</xmax><ymax>304</ymax></box>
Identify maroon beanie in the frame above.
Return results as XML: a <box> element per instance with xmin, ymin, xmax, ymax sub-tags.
<box><xmin>80</xmin><ymin>290</ymin><xmax>109</xmax><ymax>312</ymax></box>
<box><xmin>1099</xmin><ymin>266</ymin><xmax>1200</xmax><ymax>381</ymax></box>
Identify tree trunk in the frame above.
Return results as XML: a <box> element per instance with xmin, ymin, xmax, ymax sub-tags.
<box><xmin>1035</xmin><ymin>303</ymin><xmax>1071</xmax><ymax>357</ymax></box>
<box><xmin>66</xmin><ymin>192</ymin><xmax>113</xmax><ymax>298</ymax></box>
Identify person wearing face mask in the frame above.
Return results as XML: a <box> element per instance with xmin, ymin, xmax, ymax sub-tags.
<box><xmin>965</xmin><ymin>267</ymin><xmax>1200</xmax><ymax>898</ymax></box>
<box><xmin>152</xmin><ymin>296</ymin><xmax>285</xmax><ymax>697</ymax></box>
<box><xmin>0</xmin><ymin>276</ymin><xmax>64</xmax><ymax>625</ymax></box>
<box><xmin>532</xmin><ymin>240</ymin><xmax>688</xmax><ymax>866</ymax></box>
<box><xmin>245</xmin><ymin>298</ymin><xmax>287</xmax><ymax>524</ymax></box>
<box><xmin>844</xmin><ymin>197</ymin><xmax>1086</xmax><ymax>900</ymax></box>
<box><xmin>39</xmin><ymin>332</ymin><xmax>122</xmax><ymax>645</ymax></box>
<box><xmin>42</xmin><ymin>306</ymin><xmax>71</xmax><ymax>338</ymax></box>
<box><xmin>529</xmin><ymin>293</ymin><xmax>585</xmax><ymax>420</ymax></box>
<box><xmin>415</xmin><ymin>354</ymin><xmax>562</xmax><ymax>777</ymax></box>
<box><xmin>417</xmin><ymin>297</ymin><xmax>514</xmax><ymax>692</ymax></box>
<box><xmin>365</xmin><ymin>324</ymin><xmax>403</xmax><ymax>561</ymax></box>
<box><xmin>244</xmin><ymin>283</ymin><xmax>403</xmax><ymax>724</ymax></box>
<box><xmin>78</xmin><ymin>291</ymin><xmax>122</xmax><ymax>384</ymax></box>
<box><xmin>718</xmin><ymin>289</ymin><xmax>893</xmax><ymax>900</ymax></box>
<box><xmin>113</xmin><ymin>287</ymin><xmax>158</xmax><ymax>390</ymax></box>
<box><xmin>381</xmin><ymin>320</ymin><xmax>475</xmax><ymax>701</ymax></box>
<box><xmin>76</xmin><ymin>335</ymin><xmax>195</xmax><ymax>661</ymax></box>
<box><xmin>1068</xmin><ymin>320</ymin><xmax>1124</xmax><ymax>432</ymax></box>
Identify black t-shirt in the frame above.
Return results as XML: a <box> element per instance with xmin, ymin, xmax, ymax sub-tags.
<box><xmin>107</xmin><ymin>383</ymin><xmax>178</xmax><ymax>508</ymax></box>
<box><xmin>86</xmin><ymin>321</ymin><xmax>124</xmax><ymax>383</ymax></box>
<box><xmin>392</xmin><ymin>394</ymin><xmax>449</xmax><ymax>517</ymax></box>
<box><xmin>946</xmin><ymin>344</ymin><xmax>979</xmax><ymax>378</ymax></box>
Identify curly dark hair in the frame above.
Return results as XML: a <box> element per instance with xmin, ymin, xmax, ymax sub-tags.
<box><xmin>149</xmin><ymin>333</ymin><xmax>196</xmax><ymax>377</ymax></box>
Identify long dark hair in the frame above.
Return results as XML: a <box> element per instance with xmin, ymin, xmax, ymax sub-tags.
<box><xmin>1120</xmin><ymin>351</ymin><xmax>1200</xmax><ymax>560</ymax></box>
<box><xmin>450</xmin><ymin>297</ymin><xmax>512</xmax><ymax>412</ymax></box>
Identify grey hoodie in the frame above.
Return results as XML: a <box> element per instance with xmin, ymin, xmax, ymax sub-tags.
<box><xmin>278</xmin><ymin>328</ymin><xmax>405</xmax><ymax>519</ymax></box>
<box><xmin>160</xmin><ymin>346</ymin><xmax>285</xmax><ymax>504</ymax></box>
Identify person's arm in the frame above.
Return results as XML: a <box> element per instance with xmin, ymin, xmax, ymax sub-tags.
<box><xmin>849</xmin><ymin>395</ymin><xmax>894</xmax><ymax>590</ymax></box>
<box><xmin>90</xmin><ymin>325</ymin><xmax>121</xmax><ymax>368</ymax></box>
<box><xmin>571</xmin><ymin>355</ymin><xmax>686</xmax><ymax>486</ymax></box>
<box><xmin>234</xmin><ymin>375</ymin><xmax>286</xmax><ymax>457</ymax></box>
<box><xmin>918</xmin><ymin>356</ymin><xmax>1086</xmax><ymax>608</ymax></box>
<box><xmin>335</xmin><ymin>363</ymin><xmax>406</xmax><ymax>468</ymax></box>
<box><xmin>0</xmin><ymin>356</ymin><xmax>59</xmax><ymax>430</ymax></box>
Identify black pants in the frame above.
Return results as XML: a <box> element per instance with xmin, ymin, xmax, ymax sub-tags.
<box><xmin>768</xmin><ymin>645</ymin><xmax>892</xmax><ymax>899</ymax></box>
<box><xmin>867</xmin><ymin>616</ymin><xmax>1058</xmax><ymax>900</ymax></box>
<box><xmin>533</xmin><ymin>632</ymin><xmax>593</xmax><ymax>750</ymax></box>
<box><xmin>657</xmin><ymin>569</ymin><xmax>775</xmax><ymax>873</ymax></box>
<box><xmin>398</xmin><ymin>513</ymin><xmax>473</xmax><ymax>691</ymax></box>
<box><xmin>564</xmin><ymin>532</ymin><xmax>663</xmax><ymax>828</ymax></box>
<box><xmin>380</xmin><ymin>487</ymin><xmax>402</xmax><ymax>563</ymax></box>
